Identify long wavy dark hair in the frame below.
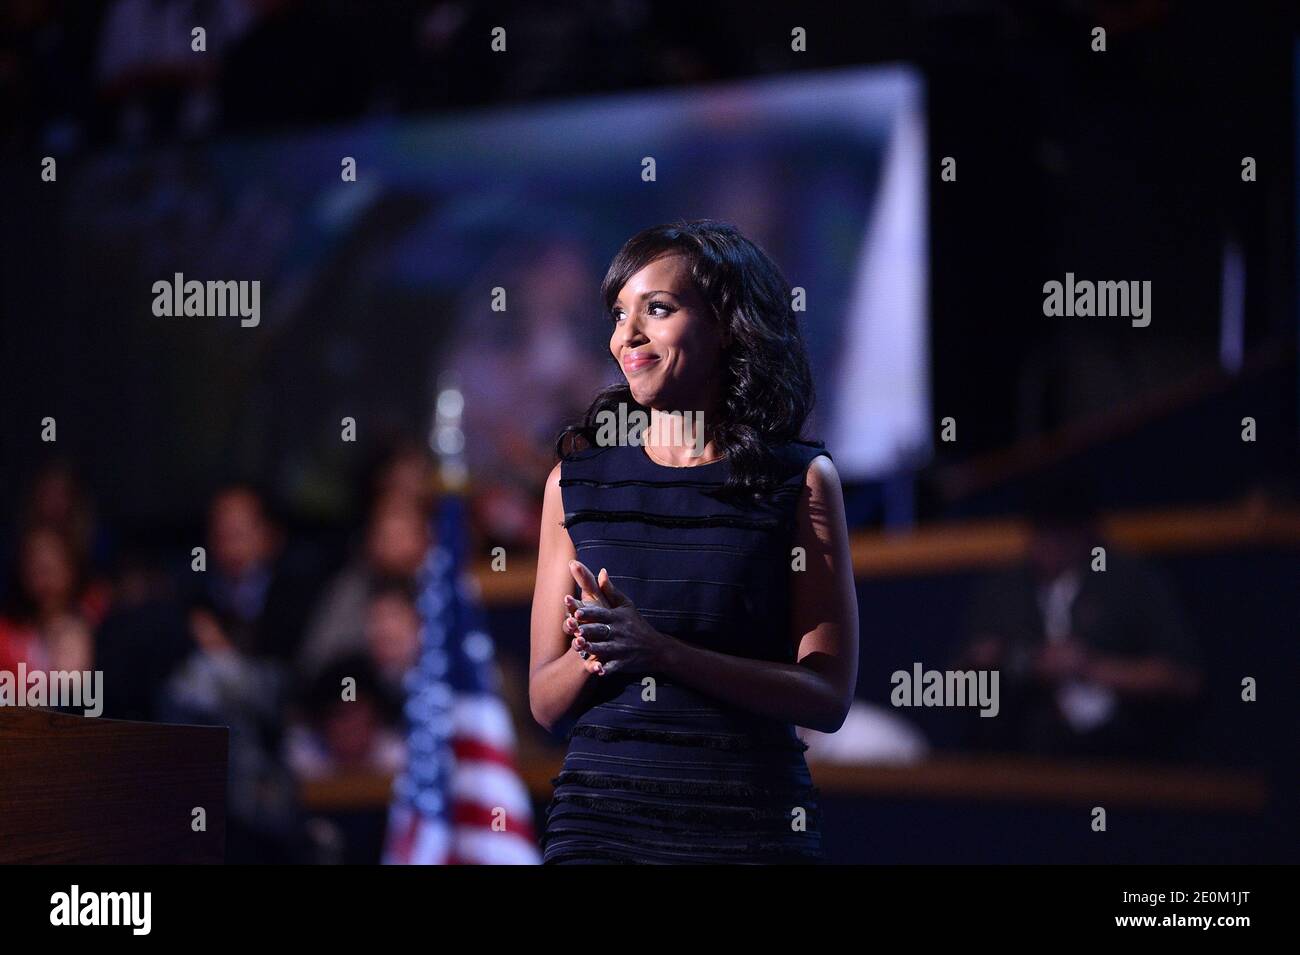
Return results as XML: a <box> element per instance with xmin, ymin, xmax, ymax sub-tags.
<box><xmin>556</xmin><ymin>219</ymin><xmax>819</xmax><ymax>502</ymax></box>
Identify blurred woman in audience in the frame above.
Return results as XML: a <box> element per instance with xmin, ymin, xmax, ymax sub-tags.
<box><xmin>285</xmin><ymin>654</ymin><xmax>406</xmax><ymax>781</ymax></box>
<box><xmin>19</xmin><ymin>460</ymin><xmax>110</xmax><ymax>579</ymax></box>
<box><xmin>363</xmin><ymin>578</ymin><xmax>422</xmax><ymax>698</ymax></box>
<box><xmin>299</xmin><ymin>490</ymin><xmax>429</xmax><ymax>678</ymax></box>
<box><xmin>367</xmin><ymin>440</ymin><xmax>435</xmax><ymax>512</ymax></box>
<box><xmin>0</xmin><ymin>523</ymin><xmax>105</xmax><ymax>672</ymax></box>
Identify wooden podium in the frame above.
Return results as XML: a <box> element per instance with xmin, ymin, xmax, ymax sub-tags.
<box><xmin>0</xmin><ymin>707</ymin><xmax>227</xmax><ymax>863</ymax></box>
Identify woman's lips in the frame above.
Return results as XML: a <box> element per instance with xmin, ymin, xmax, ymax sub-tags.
<box><xmin>623</xmin><ymin>353</ymin><xmax>660</xmax><ymax>373</ymax></box>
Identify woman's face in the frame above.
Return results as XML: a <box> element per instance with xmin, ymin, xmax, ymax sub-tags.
<box><xmin>21</xmin><ymin>527</ymin><xmax>76</xmax><ymax>611</ymax></box>
<box><xmin>609</xmin><ymin>253</ymin><xmax>729</xmax><ymax>412</ymax></box>
<box><xmin>365</xmin><ymin>593</ymin><xmax>420</xmax><ymax>675</ymax></box>
<box><xmin>365</xmin><ymin>495</ymin><xmax>428</xmax><ymax>577</ymax></box>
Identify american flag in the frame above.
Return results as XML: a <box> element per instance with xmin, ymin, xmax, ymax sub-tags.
<box><xmin>383</xmin><ymin>492</ymin><xmax>539</xmax><ymax>864</ymax></box>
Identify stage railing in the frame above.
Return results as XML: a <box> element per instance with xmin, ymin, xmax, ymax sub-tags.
<box><xmin>297</xmin><ymin>753</ymin><xmax>1270</xmax><ymax>815</ymax></box>
<box><xmin>473</xmin><ymin>497</ymin><xmax>1300</xmax><ymax>601</ymax></box>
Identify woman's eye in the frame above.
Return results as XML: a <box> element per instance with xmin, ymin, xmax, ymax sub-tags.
<box><xmin>611</xmin><ymin>301</ymin><xmax>672</xmax><ymax>322</ymax></box>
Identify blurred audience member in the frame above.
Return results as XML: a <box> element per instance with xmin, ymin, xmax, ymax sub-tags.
<box><xmin>20</xmin><ymin>460</ymin><xmax>110</xmax><ymax>578</ymax></box>
<box><xmin>160</xmin><ymin>594</ymin><xmax>304</xmax><ymax>862</ymax></box>
<box><xmin>199</xmin><ymin>483</ymin><xmax>318</xmax><ymax>663</ymax></box>
<box><xmin>298</xmin><ymin>490</ymin><xmax>428</xmax><ymax>678</ymax></box>
<box><xmin>954</xmin><ymin>479</ymin><xmax>1203</xmax><ymax>761</ymax></box>
<box><xmin>285</xmin><ymin>654</ymin><xmax>405</xmax><ymax>781</ymax></box>
<box><xmin>364</xmin><ymin>578</ymin><xmax>421</xmax><ymax>698</ymax></box>
<box><xmin>0</xmin><ymin>523</ymin><xmax>104</xmax><ymax>673</ymax></box>
<box><xmin>93</xmin><ymin>550</ymin><xmax>193</xmax><ymax>721</ymax></box>
<box><xmin>368</xmin><ymin>440</ymin><xmax>435</xmax><ymax>512</ymax></box>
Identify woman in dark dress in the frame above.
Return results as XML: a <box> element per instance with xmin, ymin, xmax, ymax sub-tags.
<box><xmin>529</xmin><ymin>220</ymin><xmax>859</xmax><ymax>864</ymax></box>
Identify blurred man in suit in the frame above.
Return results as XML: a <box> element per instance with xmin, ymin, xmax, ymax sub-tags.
<box><xmin>954</xmin><ymin>479</ymin><xmax>1203</xmax><ymax>761</ymax></box>
<box><xmin>202</xmin><ymin>483</ymin><xmax>318</xmax><ymax>663</ymax></box>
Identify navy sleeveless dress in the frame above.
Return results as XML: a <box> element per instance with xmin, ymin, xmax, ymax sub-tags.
<box><xmin>541</xmin><ymin>439</ymin><xmax>831</xmax><ymax>864</ymax></box>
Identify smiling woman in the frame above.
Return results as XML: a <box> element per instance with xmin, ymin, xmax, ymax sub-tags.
<box><xmin>528</xmin><ymin>220</ymin><xmax>859</xmax><ymax>864</ymax></box>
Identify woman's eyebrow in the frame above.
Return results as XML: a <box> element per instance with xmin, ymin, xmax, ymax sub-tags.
<box><xmin>613</xmin><ymin>289</ymin><xmax>680</xmax><ymax>307</ymax></box>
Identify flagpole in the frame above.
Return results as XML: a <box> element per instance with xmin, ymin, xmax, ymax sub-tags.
<box><xmin>380</xmin><ymin>370</ymin><xmax>540</xmax><ymax>863</ymax></box>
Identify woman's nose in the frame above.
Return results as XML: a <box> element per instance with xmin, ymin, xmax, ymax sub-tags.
<box><xmin>614</xmin><ymin>313</ymin><xmax>645</xmax><ymax>345</ymax></box>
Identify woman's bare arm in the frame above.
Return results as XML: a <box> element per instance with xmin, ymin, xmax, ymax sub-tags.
<box><xmin>653</xmin><ymin>455</ymin><xmax>860</xmax><ymax>732</ymax></box>
<box><xmin>528</xmin><ymin>462</ymin><xmax>602</xmax><ymax>732</ymax></box>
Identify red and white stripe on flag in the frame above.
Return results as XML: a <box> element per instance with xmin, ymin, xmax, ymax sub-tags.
<box><xmin>446</xmin><ymin>693</ymin><xmax>539</xmax><ymax>864</ymax></box>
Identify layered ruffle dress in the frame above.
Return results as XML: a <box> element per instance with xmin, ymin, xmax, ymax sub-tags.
<box><xmin>541</xmin><ymin>440</ymin><xmax>831</xmax><ymax>864</ymax></box>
